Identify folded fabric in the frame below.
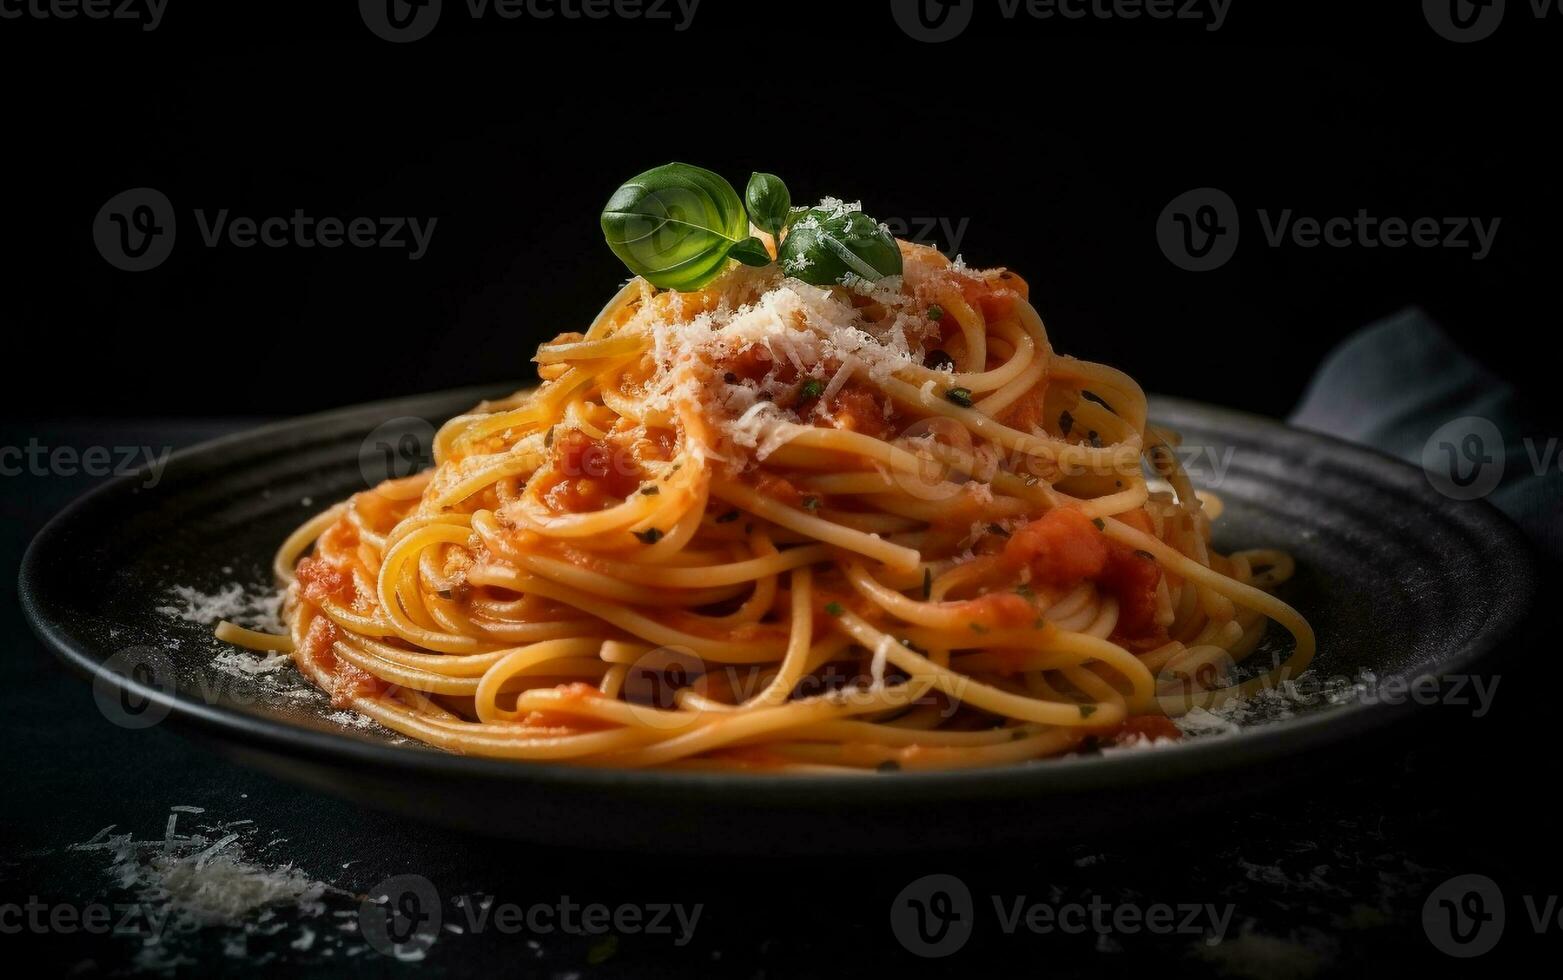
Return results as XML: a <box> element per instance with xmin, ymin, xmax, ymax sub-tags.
<box><xmin>1290</xmin><ymin>308</ymin><xmax>1560</xmax><ymax>563</ymax></box>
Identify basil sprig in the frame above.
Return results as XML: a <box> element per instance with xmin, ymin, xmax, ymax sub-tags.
<box><xmin>601</xmin><ymin>163</ymin><xmax>751</xmax><ymax>291</ymax></box>
<box><xmin>779</xmin><ymin>207</ymin><xmax>902</xmax><ymax>285</ymax></box>
<box><xmin>745</xmin><ymin>172</ymin><xmax>791</xmax><ymax>240</ymax></box>
<box><xmin>600</xmin><ymin>162</ymin><xmax>902</xmax><ymax>290</ymax></box>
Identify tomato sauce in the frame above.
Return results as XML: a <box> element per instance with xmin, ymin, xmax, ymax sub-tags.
<box><xmin>540</xmin><ymin>429</ymin><xmax>643</xmax><ymax>513</ymax></box>
<box><xmin>823</xmin><ymin>381</ymin><xmax>896</xmax><ymax>439</ymax></box>
<box><xmin>296</xmin><ymin>556</ymin><xmax>356</xmax><ymax>606</ymax></box>
<box><xmin>1001</xmin><ymin>507</ymin><xmax>1165</xmax><ymax>644</ymax></box>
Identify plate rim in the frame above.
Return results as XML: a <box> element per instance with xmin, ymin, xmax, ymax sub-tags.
<box><xmin>18</xmin><ymin>387</ymin><xmax>1540</xmax><ymax>803</ymax></box>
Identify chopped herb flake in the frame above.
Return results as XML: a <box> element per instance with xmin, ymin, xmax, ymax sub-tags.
<box><xmin>1079</xmin><ymin>704</ymin><xmax>1098</xmax><ymax>719</ymax></box>
<box><xmin>1059</xmin><ymin>410</ymin><xmax>1074</xmax><ymax>436</ymax></box>
<box><xmin>640</xmin><ymin>485</ymin><xmax>660</xmax><ymax>495</ymax></box>
<box><xmin>800</xmin><ymin>378</ymin><xmax>825</xmax><ymax>400</ymax></box>
<box><xmin>1081</xmin><ymin>390</ymin><xmax>1115</xmax><ymax>413</ymax></box>
<box><xmin>825</xmin><ymin>601</ymin><xmax>844</xmax><ymax>617</ymax></box>
<box><xmin>945</xmin><ymin>387</ymin><xmax>974</xmax><ymax>408</ymax></box>
<box><xmin>926</xmin><ymin>304</ymin><xmax>945</xmax><ymax>321</ymax></box>
<box><xmin>802</xmin><ymin>495</ymin><xmax>820</xmax><ymax>511</ymax></box>
<box><xmin>587</xmin><ymin>935</ymin><xmax>619</xmax><ymax>966</ymax></box>
<box><xmin>1092</xmin><ymin>518</ymin><xmax>1106</xmax><ymax>530</ymax></box>
<box><xmin>633</xmin><ymin>527</ymin><xmax>664</xmax><ymax>544</ymax></box>
<box><xmin>923</xmin><ymin>349</ymin><xmax>955</xmax><ymax>371</ymax></box>
<box><xmin>715</xmin><ymin>509</ymin><xmax>741</xmax><ymax>523</ymax></box>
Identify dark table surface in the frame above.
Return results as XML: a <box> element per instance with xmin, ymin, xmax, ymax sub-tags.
<box><xmin>4</xmin><ymin>416</ymin><xmax>1558</xmax><ymax>978</ymax></box>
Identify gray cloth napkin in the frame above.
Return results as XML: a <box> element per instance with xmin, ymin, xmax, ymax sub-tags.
<box><xmin>1290</xmin><ymin>308</ymin><xmax>1559</xmax><ymax>563</ymax></box>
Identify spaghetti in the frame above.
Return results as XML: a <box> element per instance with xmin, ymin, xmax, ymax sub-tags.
<box><xmin>219</xmin><ymin>239</ymin><xmax>1314</xmax><ymax>771</ymax></box>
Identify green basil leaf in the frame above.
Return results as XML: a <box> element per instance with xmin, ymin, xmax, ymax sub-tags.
<box><xmin>777</xmin><ymin>207</ymin><xmax>903</xmax><ymax>286</ymax></box>
<box><xmin>727</xmin><ymin>236</ymin><xmax>772</xmax><ymax>268</ymax></box>
<box><xmin>745</xmin><ymin>172</ymin><xmax>791</xmax><ymax>238</ymax></box>
<box><xmin>600</xmin><ymin>162</ymin><xmax>749</xmax><ymax>291</ymax></box>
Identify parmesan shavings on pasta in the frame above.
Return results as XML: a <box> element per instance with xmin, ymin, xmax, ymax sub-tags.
<box><xmin>627</xmin><ymin>263</ymin><xmax>944</xmax><ymax>464</ymax></box>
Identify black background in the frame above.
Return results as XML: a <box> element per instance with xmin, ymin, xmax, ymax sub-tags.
<box><xmin>3</xmin><ymin>1</ymin><xmax>1556</xmax><ymax>424</ymax></box>
<box><xmin>5</xmin><ymin>2</ymin><xmax>1563</xmax><ymax>977</ymax></box>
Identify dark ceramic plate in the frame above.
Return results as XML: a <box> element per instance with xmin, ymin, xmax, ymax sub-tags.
<box><xmin>20</xmin><ymin>387</ymin><xmax>1537</xmax><ymax>852</ymax></box>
